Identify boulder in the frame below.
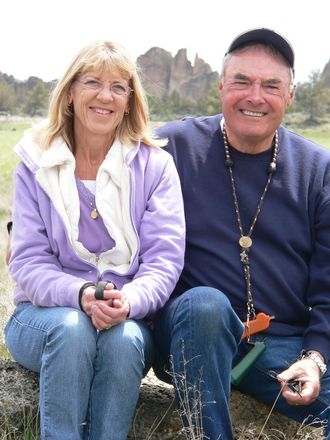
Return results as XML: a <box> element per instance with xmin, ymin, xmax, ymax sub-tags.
<box><xmin>0</xmin><ymin>360</ymin><xmax>323</xmax><ymax>439</ymax></box>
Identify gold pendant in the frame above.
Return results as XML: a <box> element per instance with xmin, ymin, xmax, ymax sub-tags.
<box><xmin>90</xmin><ymin>208</ymin><xmax>98</xmax><ymax>220</ymax></box>
<box><xmin>239</xmin><ymin>236</ymin><xmax>252</xmax><ymax>249</ymax></box>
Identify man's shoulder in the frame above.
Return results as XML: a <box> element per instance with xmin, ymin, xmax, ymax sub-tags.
<box><xmin>280</xmin><ymin>125</ymin><xmax>330</xmax><ymax>164</ymax></box>
<box><xmin>156</xmin><ymin>114</ymin><xmax>222</xmax><ymax>138</ymax></box>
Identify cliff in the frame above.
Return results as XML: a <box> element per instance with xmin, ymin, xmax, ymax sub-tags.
<box><xmin>322</xmin><ymin>59</ymin><xmax>330</xmax><ymax>87</ymax></box>
<box><xmin>137</xmin><ymin>47</ymin><xmax>219</xmax><ymax>101</ymax></box>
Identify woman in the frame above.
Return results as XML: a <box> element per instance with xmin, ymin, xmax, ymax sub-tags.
<box><xmin>5</xmin><ymin>41</ymin><xmax>185</xmax><ymax>440</ymax></box>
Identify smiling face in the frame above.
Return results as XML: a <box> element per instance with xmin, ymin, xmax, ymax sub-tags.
<box><xmin>219</xmin><ymin>45</ymin><xmax>295</xmax><ymax>153</ymax></box>
<box><xmin>69</xmin><ymin>70</ymin><xmax>130</xmax><ymax>145</ymax></box>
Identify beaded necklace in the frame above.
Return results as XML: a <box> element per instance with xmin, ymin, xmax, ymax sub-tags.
<box><xmin>223</xmin><ymin>126</ymin><xmax>278</xmax><ymax>336</ymax></box>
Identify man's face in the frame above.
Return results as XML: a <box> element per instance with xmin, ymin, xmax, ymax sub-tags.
<box><xmin>219</xmin><ymin>45</ymin><xmax>295</xmax><ymax>151</ymax></box>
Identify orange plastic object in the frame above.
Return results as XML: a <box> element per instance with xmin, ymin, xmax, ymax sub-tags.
<box><xmin>242</xmin><ymin>312</ymin><xmax>274</xmax><ymax>340</ymax></box>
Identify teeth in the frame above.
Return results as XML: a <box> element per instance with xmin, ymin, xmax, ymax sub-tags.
<box><xmin>242</xmin><ymin>110</ymin><xmax>264</xmax><ymax>117</ymax></box>
<box><xmin>94</xmin><ymin>108</ymin><xmax>111</xmax><ymax>115</ymax></box>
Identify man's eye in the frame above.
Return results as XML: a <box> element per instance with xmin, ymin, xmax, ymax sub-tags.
<box><xmin>234</xmin><ymin>81</ymin><xmax>249</xmax><ymax>87</ymax></box>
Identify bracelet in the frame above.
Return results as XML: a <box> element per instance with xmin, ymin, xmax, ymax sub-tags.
<box><xmin>7</xmin><ymin>221</ymin><xmax>13</xmax><ymax>234</ymax></box>
<box><xmin>94</xmin><ymin>280</ymin><xmax>118</xmax><ymax>300</ymax></box>
<box><xmin>78</xmin><ymin>282</ymin><xmax>96</xmax><ymax>310</ymax></box>
<box><xmin>302</xmin><ymin>351</ymin><xmax>327</xmax><ymax>376</ymax></box>
<box><xmin>94</xmin><ymin>281</ymin><xmax>109</xmax><ymax>300</ymax></box>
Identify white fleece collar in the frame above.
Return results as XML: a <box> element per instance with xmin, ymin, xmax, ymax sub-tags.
<box><xmin>15</xmin><ymin>134</ymin><xmax>138</xmax><ymax>275</ymax></box>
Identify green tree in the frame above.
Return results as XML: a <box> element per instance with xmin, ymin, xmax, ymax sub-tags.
<box><xmin>293</xmin><ymin>70</ymin><xmax>330</xmax><ymax>123</ymax></box>
<box><xmin>195</xmin><ymin>80</ymin><xmax>221</xmax><ymax>115</ymax></box>
<box><xmin>23</xmin><ymin>82</ymin><xmax>49</xmax><ymax>116</ymax></box>
<box><xmin>0</xmin><ymin>80</ymin><xmax>16</xmax><ymax>113</ymax></box>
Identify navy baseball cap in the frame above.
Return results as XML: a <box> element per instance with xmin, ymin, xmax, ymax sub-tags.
<box><xmin>225</xmin><ymin>28</ymin><xmax>295</xmax><ymax>71</ymax></box>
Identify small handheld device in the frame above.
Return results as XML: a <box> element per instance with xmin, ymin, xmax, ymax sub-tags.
<box><xmin>242</xmin><ymin>312</ymin><xmax>274</xmax><ymax>340</ymax></box>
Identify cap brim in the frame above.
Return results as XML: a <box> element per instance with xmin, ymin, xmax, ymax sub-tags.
<box><xmin>226</xmin><ymin>28</ymin><xmax>294</xmax><ymax>70</ymax></box>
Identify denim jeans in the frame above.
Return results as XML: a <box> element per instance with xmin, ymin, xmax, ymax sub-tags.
<box><xmin>5</xmin><ymin>303</ymin><xmax>154</xmax><ymax>440</ymax></box>
<box><xmin>153</xmin><ymin>287</ymin><xmax>330</xmax><ymax>440</ymax></box>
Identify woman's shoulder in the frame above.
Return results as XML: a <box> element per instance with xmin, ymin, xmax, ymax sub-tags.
<box><xmin>132</xmin><ymin>141</ymin><xmax>173</xmax><ymax>161</ymax></box>
<box><xmin>128</xmin><ymin>142</ymin><xmax>176</xmax><ymax>180</ymax></box>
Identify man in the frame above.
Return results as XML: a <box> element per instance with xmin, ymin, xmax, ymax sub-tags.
<box><xmin>153</xmin><ymin>28</ymin><xmax>330</xmax><ymax>439</ymax></box>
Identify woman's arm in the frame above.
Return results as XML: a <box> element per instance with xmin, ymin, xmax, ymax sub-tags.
<box><xmin>9</xmin><ymin>163</ymin><xmax>86</xmax><ymax>308</ymax></box>
<box><xmin>121</xmin><ymin>153</ymin><xmax>186</xmax><ymax>319</ymax></box>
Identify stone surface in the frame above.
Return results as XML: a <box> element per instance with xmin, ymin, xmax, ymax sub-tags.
<box><xmin>322</xmin><ymin>59</ymin><xmax>330</xmax><ymax>87</ymax></box>
<box><xmin>137</xmin><ymin>47</ymin><xmax>219</xmax><ymax>102</ymax></box>
<box><xmin>0</xmin><ymin>360</ymin><xmax>324</xmax><ymax>439</ymax></box>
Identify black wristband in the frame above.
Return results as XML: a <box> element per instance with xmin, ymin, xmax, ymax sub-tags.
<box><xmin>7</xmin><ymin>221</ymin><xmax>13</xmax><ymax>234</ymax></box>
<box><xmin>94</xmin><ymin>280</ymin><xmax>108</xmax><ymax>300</ymax></box>
<box><xmin>94</xmin><ymin>280</ymin><xmax>117</xmax><ymax>300</ymax></box>
<box><xmin>79</xmin><ymin>282</ymin><xmax>95</xmax><ymax>310</ymax></box>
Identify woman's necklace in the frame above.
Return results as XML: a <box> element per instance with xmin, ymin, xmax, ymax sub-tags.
<box><xmin>223</xmin><ymin>126</ymin><xmax>278</xmax><ymax>336</ymax></box>
<box><xmin>75</xmin><ymin>177</ymin><xmax>98</xmax><ymax>220</ymax></box>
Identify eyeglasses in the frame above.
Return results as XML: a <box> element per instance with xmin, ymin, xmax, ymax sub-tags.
<box><xmin>76</xmin><ymin>78</ymin><xmax>133</xmax><ymax>96</ymax></box>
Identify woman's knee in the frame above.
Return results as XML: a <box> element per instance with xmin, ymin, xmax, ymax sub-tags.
<box><xmin>49</xmin><ymin>309</ymin><xmax>96</xmax><ymax>357</ymax></box>
<box><xmin>5</xmin><ymin>306</ymin><xmax>96</xmax><ymax>371</ymax></box>
<box><xmin>99</xmin><ymin>320</ymin><xmax>154</xmax><ymax>369</ymax></box>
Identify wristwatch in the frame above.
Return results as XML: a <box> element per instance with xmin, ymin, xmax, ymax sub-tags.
<box><xmin>303</xmin><ymin>351</ymin><xmax>327</xmax><ymax>376</ymax></box>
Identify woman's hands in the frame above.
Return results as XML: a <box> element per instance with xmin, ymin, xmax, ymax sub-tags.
<box><xmin>81</xmin><ymin>283</ymin><xmax>130</xmax><ymax>330</ymax></box>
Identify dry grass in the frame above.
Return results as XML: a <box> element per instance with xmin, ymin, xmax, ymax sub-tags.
<box><xmin>0</xmin><ymin>217</ymin><xmax>14</xmax><ymax>359</ymax></box>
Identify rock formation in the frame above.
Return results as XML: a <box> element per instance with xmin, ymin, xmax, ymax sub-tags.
<box><xmin>137</xmin><ymin>48</ymin><xmax>219</xmax><ymax>102</ymax></box>
<box><xmin>322</xmin><ymin>59</ymin><xmax>330</xmax><ymax>87</ymax></box>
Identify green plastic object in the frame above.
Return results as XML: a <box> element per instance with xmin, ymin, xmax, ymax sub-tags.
<box><xmin>231</xmin><ymin>341</ymin><xmax>266</xmax><ymax>386</ymax></box>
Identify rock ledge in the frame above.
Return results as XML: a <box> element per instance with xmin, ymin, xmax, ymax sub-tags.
<box><xmin>0</xmin><ymin>360</ymin><xmax>323</xmax><ymax>439</ymax></box>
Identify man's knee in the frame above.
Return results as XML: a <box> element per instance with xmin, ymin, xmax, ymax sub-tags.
<box><xmin>174</xmin><ymin>287</ymin><xmax>242</xmax><ymax>337</ymax></box>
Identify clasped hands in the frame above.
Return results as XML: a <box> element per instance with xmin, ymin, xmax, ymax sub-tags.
<box><xmin>276</xmin><ymin>355</ymin><xmax>322</xmax><ymax>406</ymax></box>
<box><xmin>81</xmin><ymin>283</ymin><xmax>130</xmax><ymax>331</ymax></box>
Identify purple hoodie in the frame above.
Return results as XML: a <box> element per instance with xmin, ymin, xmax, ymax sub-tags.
<box><xmin>9</xmin><ymin>134</ymin><xmax>185</xmax><ymax>319</ymax></box>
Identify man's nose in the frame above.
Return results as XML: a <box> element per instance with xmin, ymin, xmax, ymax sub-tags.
<box><xmin>247</xmin><ymin>83</ymin><xmax>265</xmax><ymax>104</ymax></box>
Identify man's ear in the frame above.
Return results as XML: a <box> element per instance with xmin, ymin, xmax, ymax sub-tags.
<box><xmin>218</xmin><ymin>79</ymin><xmax>224</xmax><ymax>97</ymax></box>
<box><xmin>287</xmin><ymin>84</ymin><xmax>296</xmax><ymax>108</ymax></box>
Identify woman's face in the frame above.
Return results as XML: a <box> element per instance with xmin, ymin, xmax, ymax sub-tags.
<box><xmin>69</xmin><ymin>70</ymin><xmax>131</xmax><ymax>142</ymax></box>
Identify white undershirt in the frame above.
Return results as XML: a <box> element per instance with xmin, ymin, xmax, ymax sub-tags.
<box><xmin>82</xmin><ymin>179</ymin><xmax>96</xmax><ymax>195</ymax></box>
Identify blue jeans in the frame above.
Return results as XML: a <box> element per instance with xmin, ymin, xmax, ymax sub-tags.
<box><xmin>5</xmin><ymin>303</ymin><xmax>154</xmax><ymax>440</ymax></box>
<box><xmin>153</xmin><ymin>287</ymin><xmax>330</xmax><ymax>440</ymax></box>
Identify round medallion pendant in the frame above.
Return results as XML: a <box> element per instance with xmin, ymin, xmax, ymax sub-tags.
<box><xmin>239</xmin><ymin>236</ymin><xmax>252</xmax><ymax>249</ymax></box>
<box><xmin>90</xmin><ymin>208</ymin><xmax>98</xmax><ymax>220</ymax></box>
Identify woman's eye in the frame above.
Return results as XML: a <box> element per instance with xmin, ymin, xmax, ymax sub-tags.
<box><xmin>85</xmin><ymin>80</ymin><xmax>100</xmax><ymax>87</ymax></box>
<box><xmin>112</xmin><ymin>84</ymin><xmax>127</xmax><ymax>94</ymax></box>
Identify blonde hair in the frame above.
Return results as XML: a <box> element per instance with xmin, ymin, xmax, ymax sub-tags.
<box><xmin>31</xmin><ymin>41</ymin><xmax>164</xmax><ymax>149</ymax></box>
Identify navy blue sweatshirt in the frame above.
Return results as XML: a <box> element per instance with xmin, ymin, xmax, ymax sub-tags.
<box><xmin>158</xmin><ymin>114</ymin><xmax>330</xmax><ymax>362</ymax></box>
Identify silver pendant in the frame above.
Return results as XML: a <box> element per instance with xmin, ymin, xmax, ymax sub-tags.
<box><xmin>239</xmin><ymin>236</ymin><xmax>252</xmax><ymax>249</ymax></box>
<box><xmin>90</xmin><ymin>208</ymin><xmax>98</xmax><ymax>220</ymax></box>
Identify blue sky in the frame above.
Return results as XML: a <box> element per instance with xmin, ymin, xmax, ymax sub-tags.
<box><xmin>0</xmin><ymin>0</ymin><xmax>329</xmax><ymax>83</ymax></box>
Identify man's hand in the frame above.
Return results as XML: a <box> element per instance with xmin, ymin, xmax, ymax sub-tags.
<box><xmin>277</xmin><ymin>356</ymin><xmax>322</xmax><ymax>406</ymax></box>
